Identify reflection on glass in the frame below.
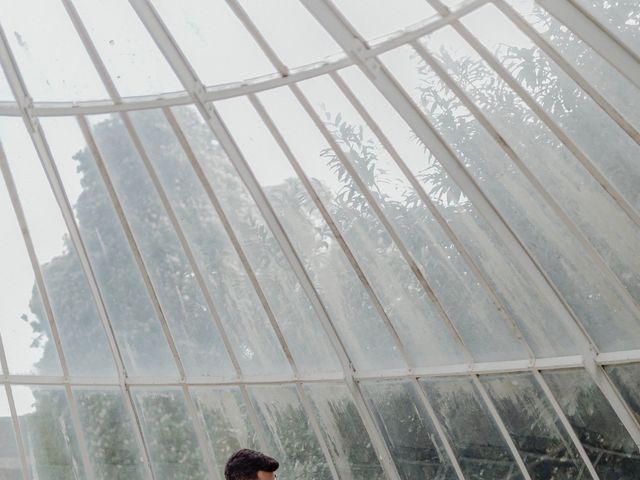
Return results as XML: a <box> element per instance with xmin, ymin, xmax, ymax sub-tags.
<box><xmin>0</xmin><ymin>0</ymin><xmax>106</xmax><ymax>101</ymax></box>
<box><xmin>129</xmin><ymin>108</ymin><xmax>291</xmax><ymax>377</ymax></box>
<box><xmin>132</xmin><ymin>388</ymin><xmax>208</xmax><ymax>480</ymax></box>
<box><xmin>304</xmin><ymin>383</ymin><xmax>384</xmax><ymax>480</ymax></box>
<box><xmin>191</xmin><ymin>386</ymin><xmax>260</xmax><ymax>477</ymax></box>
<box><xmin>361</xmin><ymin>380</ymin><xmax>456</xmax><ymax>479</ymax></box>
<box><xmin>151</xmin><ymin>0</ymin><xmax>274</xmax><ymax>86</ymax></box>
<box><xmin>248</xmin><ymin>385</ymin><xmax>332</xmax><ymax>480</ymax></box>
<box><xmin>0</xmin><ymin>388</ymin><xmax>23</xmax><ymax>479</ymax></box>
<box><xmin>256</xmin><ymin>87</ymin><xmax>469</xmax><ymax>367</ymax></box>
<box><xmin>300</xmin><ymin>73</ymin><xmax>530</xmax><ymax>362</ymax></box>
<box><xmin>462</xmin><ymin>4</ymin><xmax>640</xmax><ymax>212</ymax></box>
<box><xmin>238</xmin><ymin>0</ymin><xmax>340</xmax><ymax>68</ymax></box>
<box><xmin>337</xmin><ymin>65</ymin><xmax>580</xmax><ymax>357</ymax></box>
<box><xmin>332</xmin><ymin>0</ymin><xmax>437</xmax><ymax>41</ymax></box>
<box><xmin>481</xmin><ymin>373</ymin><xmax>586</xmax><ymax>479</ymax></box>
<box><xmin>606</xmin><ymin>363</ymin><xmax>640</xmax><ymax>428</ymax></box>
<box><xmin>381</xmin><ymin>42</ymin><xmax>640</xmax><ymax>354</ymax></box>
<box><xmin>71</xmin><ymin>0</ymin><xmax>181</xmax><ymax>97</ymax></box>
<box><xmin>12</xmin><ymin>386</ymin><xmax>86</xmax><ymax>479</ymax></box>
<box><xmin>87</xmin><ymin>114</ymin><xmax>234</xmax><ymax>378</ymax></box>
<box><xmin>506</xmin><ymin>0</ymin><xmax>640</xmax><ymax>131</ymax></box>
<box><xmin>573</xmin><ymin>0</ymin><xmax>640</xmax><ymax>55</ymax></box>
<box><xmin>1</xmin><ymin>117</ymin><xmax>115</xmax><ymax>377</ymax></box>
<box><xmin>543</xmin><ymin>369</ymin><xmax>640</xmax><ymax>478</ymax></box>
<box><xmin>421</xmin><ymin>377</ymin><xmax>524</xmax><ymax>479</ymax></box>
<box><xmin>172</xmin><ymin>105</ymin><xmax>342</xmax><ymax>375</ymax></box>
<box><xmin>73</xmin><ymin>388</ymin><xmax>146</xmax><ymax>480</ymax></box>
<box><xmin>40</xmin><ymin>116</ymin><xmax>178</xmax><ymax>378</ymax></box>
<box><xmin>215</xmin><ymin>96</ymin><xmax>404</xmax><ymax>371</ymax></box>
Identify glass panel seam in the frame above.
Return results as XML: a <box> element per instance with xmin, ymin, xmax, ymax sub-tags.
<box><xmin>537</xmin><ymin>0</ymin><xmax>640</xmax><ymax>87</ymax></box>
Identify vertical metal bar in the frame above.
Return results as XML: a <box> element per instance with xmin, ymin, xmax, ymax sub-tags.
<box><xmin>330</xmin><ymin>69</ymin><xmax>531</xmax><ymax>360</ymax></box>
<box><xmin>537</xmin><ymin>0</ymin><xmax>640</xmax><ymax>89</ymax></box>
<box><xmin>247</xmin><ymin>92</ymin><xmax>415</xmax><ymax>369</ymax></box>
<box><xmin>127</xmin><ymin>2</ymin><xmax>403</xmax><ymax>478</ymax></box>
<box><xmin>413</xmin><ymin>378</ymin><xmax>466</xmax><ymax>480</ymax></box>
<box><xmin>493</xmin><ymin>0</ymin><xmax>639</xmax><ymax>144</ymax></box>
<box><xmin>0</xmin><ymin>333</ymin><xmax>30</xmax><ymax>480</ymax></box>
<box><xmin>290</xmin><ymin>82</ymin><xmax>484</xmax><ymax>363</ymax></box>
<box><xmin>444</xmin><ymin>8</ymin><xmax>640</xmax><ymax>228</ymax></box>
<box><xmin>410</xmin><ymin>38</ymin><xmax>640</xmax><ymax>318</ymax></box>
<box><xmin>532</xmin><ymin>370</ymin><xmax>600</xmax><ymax>479</ymax></box>
<box><xmin>472</xmin><ymin>375</ymin><xmax>533</xmax><ymax>480</ymax></box>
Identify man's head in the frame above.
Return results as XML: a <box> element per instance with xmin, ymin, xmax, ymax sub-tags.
<box><xmin>224</xmin><ymin>449</ymin><xmax>279</xmax><ymax>480</ymax></box>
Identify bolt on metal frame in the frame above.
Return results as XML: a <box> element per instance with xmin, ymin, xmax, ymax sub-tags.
<box><xmin>0</xmin><ymin>0</ymin><xmax>637</xmax><ymax>479</ymax></box>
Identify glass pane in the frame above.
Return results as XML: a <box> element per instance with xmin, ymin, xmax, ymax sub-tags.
<box><xmin>39</xmin><ymin>116</ymin><xmax>177</xmax><ymax>378</ymax></box>
<box><xmin>421</xmin><ymin>377</ymin><xmax>524</xmax><ymax>478</ymax></box>
<box><xmin>361</xmin><ymin>379</ymin><xmax>456</xmax><ymax>479</ymax></box>
<box><xmin>506</xmin><ymin>0</ymin><xmax>640</xmax><ymax>131</ymax></box>
<box><xmin>338</xmin><ymin>65</ymin><xmax>579</xmax><ymax>357</ymax></box>
<box><xmin>1</xmin><ymin>117</ymin><xmax>115</xmax><ymax>377</ymax></box>
<box><xmin>132</xmin><ymin>388</ymin><xmax>208</xmax><ymax>480</ymax></box>
<box><xmin>71</xmin><ymin>0</ymin><xmax>182</xmax><ymax>97</ymax></box>
<box><xmin>381</xmin><ymin>43</ymin><xmax>640</xmax><ymax>353</ymax></box>
<box><xmin>191</xmin><ymin>386</ymin><xmax>260</xmax><ymax>477</ymax></box>
<box><xmin>419</xmin><ymin>25</ymin><xmax>640</xmax><ymax>307</ymax></box>
<box><xmin>543</xmin><ymin>369</ymin><xmax>640</xmax><ymax>478</ymax></box>
<box><xmin>481</xmin><ymin>373</ymin><xmax>587</xmax><ymax>479</ymax></box>
<box><xmin>332</xmin><ymin>0</ymin><xmax>437</xmax><ymax>41</ymax></box>
<box><xmin>0</xmin><ymin>0</ymin><xmax>107</xmax><ymax>101</ymax></box>
<box><xmin>606</xmin><ymin>363</ymin><xmax>640</xmax><ymax>425</ymax></box>
<box><xmin>574</xmin><ymin>0</ymin><xmax>640</xmax><ymax>55</ymax></box>
<box><xmin>0</xmin><ymin>388</ymin><xmax>23</xmax><ymax>480</ymax></box>
<box><xmin>172</xmin><ymin>105</ymin><xmax>342</xmax><ymax>375</ymax></box>
<box><xmin>151</xmin><ymin>0</ymin><xmax>274</xmax><ymax>86</ymax></box>
<box><xmin>304</xmin><ymin>383</ymin><xmax>384</xmax><ymax>480</ymax></box>
<box><xmin>255</xmin><ymin>87</ymin><xmax>470</xmax><ymax>367</ymax></box>
<box><xmin>238</xmin><ymin>0</ymin><xmax>340</xmax><ymax>68</ymax></box>
<box><xmin>12</xmin><ymin>386</ymin><xmax>86</xmax><ymax>479</ymax></box>
<box><xmin>87</xmin><ymin>114</ymin><xmax>234</xmax><ymax>378</ymax></box>
<box><xmin>128</xmin><ymin>108</ymin><xmax>290</xmax><ymax>377</ymax></box>
<box><xmin>215</xmin><ymin>96</ymin><xmax>404</xmax><ymax>372</ymax></box>
<box><xmin>462</xmin><ymin>4</ymin><xmax>640</xmax><ymax>213</ymax></box>
<box><xmin>0</xmin><ymin>147</ymin><xmax>61</xmax><ymax>376</ymax></box>
<box><xmin>300</xmin><ymin>73</ymin><xmax>530</xmax><ymax>363</ymax></box>
<box><xmin>247</xmin><ymin>384</ymin><xmax>332</xmax><ymax>480</ymax></box>
<box><xmin>73</xmin><ymin>388</ymin><xmax>146</xmax><ymax>480</ymax></box>
<box><xmin>0</xmin><ymin>66</ymin><xmax>13</xmax><ymax>101</ymax></box>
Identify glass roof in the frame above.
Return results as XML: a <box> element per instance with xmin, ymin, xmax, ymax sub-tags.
<box><xmin>0</xmin><ymin>0</ymin><xmax>639</xmax><ymax>479</ymax></box>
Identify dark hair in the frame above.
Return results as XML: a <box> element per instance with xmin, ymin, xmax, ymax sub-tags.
<box><xmin>224</xmin><ymin>449</ymin><xmax>279</xmax><ymax>480</ymax></box>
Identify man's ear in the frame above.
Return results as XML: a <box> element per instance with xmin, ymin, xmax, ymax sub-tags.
<box><xmin>256</xmin><ymin>471</ymin><xmax>275</xmax><ymax>480</ymax></box>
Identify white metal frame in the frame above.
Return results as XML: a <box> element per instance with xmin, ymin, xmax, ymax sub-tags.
<box><xmin>0</xmin><ymin>0</ymin><xmax>638</xmax><ymax>478</ymax></box>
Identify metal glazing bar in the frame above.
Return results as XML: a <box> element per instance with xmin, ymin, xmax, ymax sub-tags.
<box><xmin>471</xmin><ymin>375</ymin><xmax>533</xmax><ymax>480</ymax></box>
<box><xmin>127</xmin><ymin>2</ymin><xmax>403</xmax><ymax>478</ymax></box>
<box><xmin>413</xmin><ymin>378</ymin><xmax>466</xmax><ymax>479</ymax></box>
<box><xmin>494</xmin><ymin>0</ymin><xmax>639</xmax><ymax>144</ymax></box>
<box><xmin>247</xmin><ymin>92</ymin><xmax>414</xmax><ymax>368</ymax></box>
<box><xmin>411</xmin><ymin>38</ymin><xmax>640</xmax><ymax>318</ymax></box>
<box><xmin>0</xmin><ymin>143</ymin><xmax>95</xmax><ymax>480</ymax></box>
<box><xmin>299</xmin><ymin>0</ymin><xmax>593</xmax><ymax>363</ymax></box>
<box><xmin>290</xmin><ymin>82</ymin><xmax>483</xmax><ymax>363</ymax></box>
<box><xmin>536</xmin><ymin>0</ymin><xmax>640</xmax><ymax>89</ymax></box>
<box><xmin>0</xmin><ymin>334</ymin><xmax>30</xmax><ymax>480</ymax></box>
<box><xmin>77</xmin><ymin>115</ymin><xmax>224</xmax><ymax>478</ymax></box>
<box><xmin>444</xmin><ymin>6</ymin><xmax>640</xmax><ymax>229</ymax></box>
<box><xmin>532</xmin><ymin>370</ymin><xmax>600</xmax><ymax>479</ymax></box>
<box><xmin>330</xmin><ymin>69</ymin><xmax>531</xmax><ymax>363</ymax></box>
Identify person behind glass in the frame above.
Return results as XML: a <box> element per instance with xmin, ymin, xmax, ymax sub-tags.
<box><xmin>224</xmin><ymin>449</ymin><xmax>279</xmax><ymax>480</ymax></box>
